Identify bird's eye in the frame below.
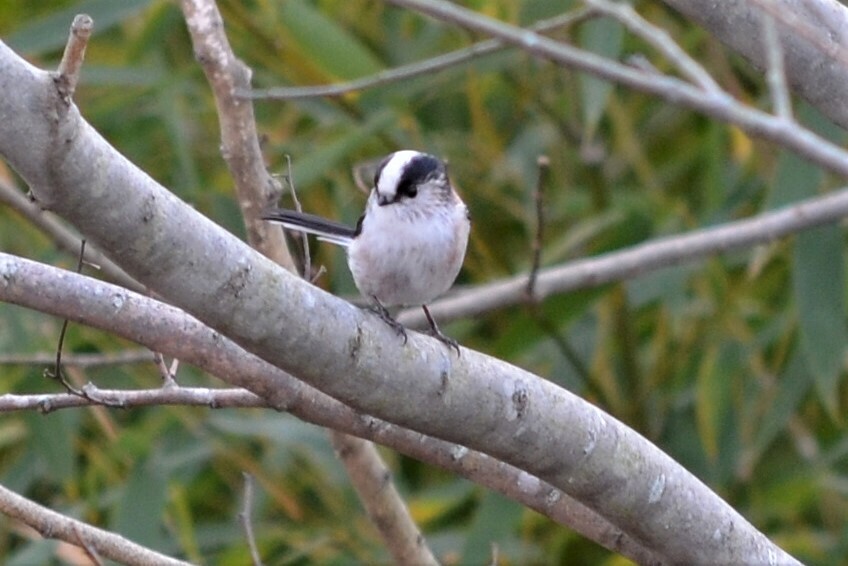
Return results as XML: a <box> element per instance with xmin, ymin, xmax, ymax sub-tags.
<box><xmin>394</xmin><ymin>177</ymin><xmax>418</xmax><ymax>200</ymax></box>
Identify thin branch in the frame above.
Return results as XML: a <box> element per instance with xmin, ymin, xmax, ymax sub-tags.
<box><xmin>585</xmin><ymin>0</ymin><xmax>722</xmax><ymax>93</ymax></box>
<box><xmin>0</xmin><ymin>350</ymin><xmax>154</xmax><ymax>367</ymax></box>
<box><xmin>0</xmin><ymin>385</ymin><xmax>266</xmax><ymax>413</ymax></box>
<box><xmin>152</xmin><ymin>351</ymin><xmax>178</xmax><ymax>387</ymax></box>
<box><xmin>247</xmin><ymin>10</ymin><xmax>594</xmax><ymax>100</ymax></box>
<box><xmin>761</xmin><ymin>10</ymin><xmax>793</xmax><ymax>120</ymax></box>
<box><xmin>0</xmin><ymin>482</ymin><xmax>191</xmax><ymax>566</ymax></box>
<box><xmin>239</xmin><ymin>473</ymin><xmax>264</xmax><ymax>566</ymax></box>
<box><xmin>283</xmin><ymin>154</ymin><xmax>313</xmax><ymax>281</ymax></box>
<box><xmin>41</xmin><ymin>243</ymin><xmax>125</xmax><ymax>409</ymax></box>
<box><xmin>54</xmin><ymin>14</ymin><xmax>92</xmax><ymax>102</ymax></box>
<box><xmin>525</xmin><ymin>155</ymin><xmax>549</xmax><ymax>301</ymax></box>
<box><xmin>72</xmin><ymin>523</ymin><xmax>104</xmax><ymax>566</ymax></box>
<box><xmin>403</xmin><ymin>186</ymin><xmax>848</xmax><ymax>327</ymax></box>
<box><xmin>330</xmin><ymin>432</ymin><xmax>439</xmax><ymax>566</ymax></box>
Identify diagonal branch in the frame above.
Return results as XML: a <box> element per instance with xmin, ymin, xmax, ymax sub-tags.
<box><xmin>664</xmin><ymin>0</ymin><xmax>848</xmax><ymax>129</ymax></box>
<box><xmin>384</xmin><ymin>0</ymin><xmax>848</xmax><ymax>179</ymax></box>
<box><xmin>0</xmin><ymin>252</ymin><xmax>661</xmax><ymax>564</ymax></box>
<box><xmin>247</xmin><ymin>9</ymin><xmax>593</xmax><ymax>100</ymax></box>
<box><xmin>0</xmin><ymin>38</ymin><xmax>796</xmax><ymax>563</ymax></box>
<box><xmin>0</xmin><ymin>482</ymin><xmax>190</xmax><ymax>566</ymax></box>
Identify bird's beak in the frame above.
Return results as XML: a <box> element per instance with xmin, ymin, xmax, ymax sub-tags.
<box><xmin>377</xmin><ymin>193</ymin><xmax>394</xmax><ymax>206</ymax></box>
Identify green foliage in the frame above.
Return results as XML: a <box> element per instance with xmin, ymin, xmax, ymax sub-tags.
<box><xmin>1</xmin><ymin>1</ymin><xmax>848</xmax><ymax>564</ymax></box>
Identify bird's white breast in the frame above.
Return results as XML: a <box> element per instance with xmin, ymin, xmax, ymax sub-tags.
<box><xmin>347</xmin><ymin>199</ymin><xmax>469</xmax><ymax>307</ymax></box>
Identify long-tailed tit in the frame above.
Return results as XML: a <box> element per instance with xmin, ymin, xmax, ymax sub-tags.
<box><xmin>263</xmin><ymin>150</ymin><xmax>470</xmax><ymax>353</ymax></box>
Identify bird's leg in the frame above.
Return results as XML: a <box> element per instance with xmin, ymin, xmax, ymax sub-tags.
<box><xmin>369</xmin><ymin>297</ymin><xmax>408</xmax><ymax>344</ymax></box>
<box><xmin>422</xmin><ymin>305</ymin><xmax>460</xmax><ymax>356</ymax></box>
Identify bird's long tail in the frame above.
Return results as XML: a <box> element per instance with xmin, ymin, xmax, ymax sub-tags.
<box><xmin>263</xmin><ymin>208</ymin><xmax>356</xmax><ymax>247</ymax></box>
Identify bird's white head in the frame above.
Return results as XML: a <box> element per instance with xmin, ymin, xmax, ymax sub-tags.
<box><xmin>373</xmin><ymin>150</ymin><xmax>450</xmax><ymax>207</ymax></box>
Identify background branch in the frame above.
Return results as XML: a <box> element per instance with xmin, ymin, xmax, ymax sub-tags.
<box><xmin>180</xmin><ymin>0</ymin><xmax>293</xmax><ymax>268</ymax></box>
<box><xmin>407</xmin><ymin>186</ymin><xmax>848</xmax><ymax>326</ymax></box>
<box><xmin>0</xmin><ymin>483</ymin><xmax>191</xmax><ymax>566</ymax></box>
<box><xmin>385</xmin><ymin>0</ymin><xmax>848</xmax><ymax>179</ymax></box>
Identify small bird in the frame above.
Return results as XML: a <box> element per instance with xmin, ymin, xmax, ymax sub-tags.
<box><xmin>263</xmin><ymin>150</ymin><xmax>470</xmax><ymax>353</ymax></box>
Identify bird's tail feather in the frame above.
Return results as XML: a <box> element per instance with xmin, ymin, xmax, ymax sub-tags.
<box><xmin>262</xmin><ymin>209</ymin><xmax>355</xmax><ymax>247</ymax></box>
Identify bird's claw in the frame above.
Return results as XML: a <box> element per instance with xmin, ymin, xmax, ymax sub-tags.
<box><xmin>422</xmin><ymin>305</ymin><xmax>460</xmax><ymax>356</ymax></box>
<box><xmin>370</xmin><ymin>301</ymin><xmax>408</xmax><ymax>344</ymax></box>
<box><xmin>428</xmin><ymin>327</ymin><xmax>460</xmax><ymax>356</ymax></box>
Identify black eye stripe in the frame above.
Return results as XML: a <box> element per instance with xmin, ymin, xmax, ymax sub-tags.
<box><xmin>396</xmin><ymin>154</ymin><xmax>441</xmax><ymax>199</ymax></box>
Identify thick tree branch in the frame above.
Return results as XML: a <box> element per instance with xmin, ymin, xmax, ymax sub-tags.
<box><xmin>0</xmin><ymin>178</ymin><xmax>143</xmax><ymax>293</ymax></box>
<box><xmin>663</xmin><ymin>0</ymin><xmax>848</xmax><ymax>129</ymax></box>
<box><xmin>0</xmin><ymin>41</ymin><xmax>795</xmax><ymax>563</ymax></box>
<box><xmin>0</xmin><ymin>252</ymin><xmax>661</xmax><ymax>564</ymax></box>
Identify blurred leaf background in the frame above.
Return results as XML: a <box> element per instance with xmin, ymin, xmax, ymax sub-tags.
<box><xmin>1</xmin><ymin>0</ymin><xmax>847</xmax><ymax>564</ymax></box>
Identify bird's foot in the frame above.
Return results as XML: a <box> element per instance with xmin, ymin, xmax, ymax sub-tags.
<box><xmin>370</xmin><ymin>299</ymin><xmax>408</xmax><ymax>344</ymax></box>
<box><xmin>423</xmin><ymin>305</ymin><xmax>460</xmax><ymax>356</ymax></box>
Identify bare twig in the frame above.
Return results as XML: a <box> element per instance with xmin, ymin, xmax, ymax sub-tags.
<box><xmin>0</xmin><ymin>385</ymin><xmax>266</xmax><ymax>413</ymax></box>
<box><xmin>41</xmin><ymin>243</ymin><xmax>125</xmax><ymax>409</ymax></box>
<box><xmin>72</xmin><ymin>523</ymin><xmax>104</xmax><ymax>566</ymax></box>
<box><xmin>761</xmin><ymin>10</ymin><xmax>793</xmax><ymax>120</ymax></box>
<box><xmin>585</xmin><ymin>0</ymin><xmax>721</xmax><ymax>92</ymax></box>
<box><xmin>0</xmin><ymin>350</ymin><xmax>154</xmax><ymax>367</ymax></box>
<box><xmin>247</xmin><ymin>10</ymin><xmax>594</xmax><ymax>100</ymax></box>
<box><xmin>0</xmin><ymin>482</ymin><xmax>190</xmax><ymax>566</ymax></box>
<box><xmin>45</xmin><ymin>241</ymin><xmax>87</xmax><ymax>395</ymax></box>
<box><xmin>55</xmin><ymin>14</ymin><xmax>93</xmax><ymax>102</ymax></box>
<box><xmin>152</xmin><ymin>352</ymin><xmax>178</xmax><ymax>387</ymax></box>
<box><xmin>283</xmin><ymin>155</ymin><xmax>313</xmax><ymax>281</ymax></box>
<box><xmin>526</xmin><ymin>155</ymin><xmax>549</xmax><ymax>301</ymax></box>
<box><xmin>239</xmin><ymin>473</ymin><xmax>264</xmax><ymax>566</ymax></box>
